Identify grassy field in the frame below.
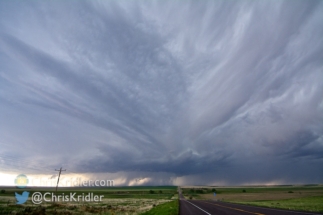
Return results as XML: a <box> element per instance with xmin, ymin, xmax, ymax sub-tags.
<box><xmin>231</xmin><ymin>196</ymin><xmax>323</xmax><ymax>213</ymax></box>
<box><xmin>181</xmin><ymin>185</ymin><xmax>323</xmax><ymax>213</ymax></box>
<box><xmin>140</xmin><ymin>200</ymin><xmax>178</xmax><ymax>215</ymax></box>
<box><xmin>2</xmin><ymin>185</ymin><xmax>322</xmax><ymax>214</ymax></box>
<box><xmin>0</xmin><ymin>186</ymin><xmax>178</xmax><ymax>214</ymax></box>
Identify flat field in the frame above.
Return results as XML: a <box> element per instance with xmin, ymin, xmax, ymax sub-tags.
<box><xmin>0</xmin><ymin>186</ymin><xmax>178</xmax><ymax>214</ymax></box>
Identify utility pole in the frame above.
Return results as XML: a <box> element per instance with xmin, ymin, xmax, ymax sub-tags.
<box><xmin>54</xmin><ymin>167</ymin><xmax>66</xmax><ymax>202</ymax></box>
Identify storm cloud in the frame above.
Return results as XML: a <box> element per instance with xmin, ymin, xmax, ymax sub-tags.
<box><xmin>0</xmin><ymin>0</ymin><xmax>322</xmax><ymax>185</ymax></box>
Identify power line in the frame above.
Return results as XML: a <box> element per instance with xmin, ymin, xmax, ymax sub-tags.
<box><xmin>54</xmin><ymin>167</ymin><xmax>66</xmax><ymax>202</ymax></box>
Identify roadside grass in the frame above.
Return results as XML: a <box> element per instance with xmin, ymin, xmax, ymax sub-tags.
<box><xmin>0</xmin><ymin>186</ymin><xmax>178</xmax><ymax>214</ymax></box>
<box><xmin>171</xmin><ymin>194</ymin><xmax>178</xmax><ymax>199</ymax></box>
<box><xmin>0</xmin><ymin>197</ymin><xmax>173</xmax><ymax>214</ymax></box>
<box><xmin>140</xmin><ymin>200</ymin><xmax>178</xmax><ymax>215</ymax></box>
<box><xmin>0</xmin><ymin>186</ymin><xmax>176</xmax><ymax>200</ymax></box>
<box><xmin>229</xmin><ymin>196</ymin><xmax>323</xmax><ymax>213</ymax></box>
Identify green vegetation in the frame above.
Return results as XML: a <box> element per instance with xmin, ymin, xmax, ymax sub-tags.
<box><xmin>0</xmin><ymin>186</ymin><xmax>176</xmax><ymax>200</ymax></box>
<box><xmin>182</xmin><ymin>185</ymin><xmax>323</xmax><ymax>198</ymax></box>
<box><xmin>183</xmin><ymin>187</ymin><xmax>214</xmax><ymax>194</ymax></box>
<box><xmin>230</xmin><ymin>196</ymin><xmax>323</xmax><ymax>213</ymax></box>
<box><xmin>182</xmin><ymin>185</ymin><xmax>323</xmax><ymax>195</ymax></box>
<box><xmin>0</xmin><ymin>186</ymin><xmax>178</xmax><ymax>214</ymax></box>
<box><xmin>140</xmin><ymin>200</ymin><xmax>178</xmax><ymax>215</ymax></box>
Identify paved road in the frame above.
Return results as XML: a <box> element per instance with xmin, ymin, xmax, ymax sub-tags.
<box><xmin>179</xmin><ymin>188</ymin><xmax>322</xmax><ymax>215</ymax></box>
<box><xmin>180</xmin><ymin>200</ymin><xmax>322</xmax><ymax>215</ymax></box>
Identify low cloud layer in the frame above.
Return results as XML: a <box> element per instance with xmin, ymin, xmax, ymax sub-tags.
<box><xmin>0</xmin><ymin>0</ymin><xmax>322</xmax><ymax>185</ymax></box>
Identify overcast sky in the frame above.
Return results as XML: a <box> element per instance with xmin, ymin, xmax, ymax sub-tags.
<box><xmin>0</xmin><ymin>0</ymin><xmax>322</xmax><ymax>186</ymax></box>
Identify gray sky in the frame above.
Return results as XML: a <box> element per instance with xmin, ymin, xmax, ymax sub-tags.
<box><xmin>0</xmin><ymin>0</ymin><xmax>322</xmax><ymax>186</ymax></box>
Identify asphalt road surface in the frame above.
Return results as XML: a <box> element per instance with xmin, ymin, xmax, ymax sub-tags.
<box><xmin>178</xmin><ymin>189</ymin><xmax>322</xmax><ymax>215</ymax></box>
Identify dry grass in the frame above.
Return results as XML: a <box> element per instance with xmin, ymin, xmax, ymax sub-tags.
<box><xmin>198</xmin><ymin>188</ymin><xmax>323</xmax><ymax>201</ymax></box>
<box><xmin>0</xmin><ymin>198</ymin><xmax>171</xmax><ymax>214</ymax></box>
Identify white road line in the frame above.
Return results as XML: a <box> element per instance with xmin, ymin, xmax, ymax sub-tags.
<box><xmin>185</xmin><ymin>200</ymin><xmax>211</xmax><ymax>215</ymax></box>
